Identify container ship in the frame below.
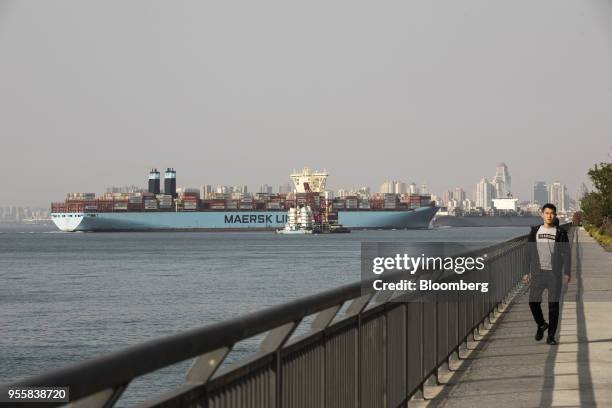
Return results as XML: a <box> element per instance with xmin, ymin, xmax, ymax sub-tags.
<box><xmin>50</xmin><ymin>168</ymin><xmax>438</xmax><ymax>232</ymax></box>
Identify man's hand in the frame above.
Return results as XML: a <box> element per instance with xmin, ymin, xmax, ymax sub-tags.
<box><xmin>522</xmin><ymin>274</ymin><xmax>530</xmax><ymax>284</ymax></box>
<box><xmin>563</xmin><ymin>274</ymin><xmax>571</xmax><ymax>285</ymax></box>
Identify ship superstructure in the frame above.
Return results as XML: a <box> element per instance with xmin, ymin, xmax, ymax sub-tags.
<box><xmin>290</xmin><ymin>167</ymin><xmax>328</xmax><ymax>193</ymax></box>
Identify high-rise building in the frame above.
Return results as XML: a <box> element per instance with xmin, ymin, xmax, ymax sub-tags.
<box><xmin>475</xmin><ymin>178</ymin><xmax>495</xmax><ymax>209</ymax></box>
<box><xmin>492</xmin><ymin>179</ymin><xmax>504</xmax><ymax>199</ymax></box>
<box><xmin>379</xmin><ymin>181</ymin><xmax>394</xmax><ymax>194</ymax></box>
<box><xmin>492</xmin><ymin>163</ymin><xmax>511</xmax><ymax>198</ymax></box>
<box><xmin>200</xmin><ymin>185</ymin><xmax>213</xmax><ymax>200</ymax></box>
<box><xmin>357</xmin><ymin>186</ymin><xmax>371</xmax><ymax>196</ymax></box>
<box><xmin>409</xmin><ymin>183</ymin><xmax>418</xmax><ymax>194</ymax></box>
<box><xmin>259</xmin><ymin>184</ymin><xmax>273</xmax><ymax>194</ymax></box>
<box><xmin>380</xmin><ymin>181</ymin><xmax>408</xmax><ymax>194</ymax></box>
<box><xmin>454</xmin><ymin>187</ymin><xmax>466</xmax><ymax>202</ymax></box>
<box><xmin>548</xmin><ymin>181</ymin><xmax>567</xmax><ymax>212</ymax></box>
<box><xmin>533</xmin><ymin>181</ymin><xmax>548</xmax><ymax>206</ymax></box>
<box><xmin>442</xmin><ymin>190</ymin><xmax>453</xmax><ymax>207</ymax></box>
<box><xmin>420</xmin><ymin>183</ymin><xmax>429</xmax><ymax>195</ymax></box>
<box><xmin>394</xmin><ymin>181</ymin><xmax>407</xmax><ymax>194</ymax></box>
<box><xmin>231</xmin><ymin>185</ymin><xmax>248</xmax><ymax>194</ymax></box>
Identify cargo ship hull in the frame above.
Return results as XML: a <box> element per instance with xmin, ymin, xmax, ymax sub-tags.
<box><xmin>51</xmin><ymin>206</ymin><xmax>438</xmax><ymax>232</ymax></box>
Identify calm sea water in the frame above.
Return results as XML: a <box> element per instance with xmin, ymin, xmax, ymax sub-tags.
<box><xmin>0</xmin><ymin>224</ymin><xmax>530</xmax><ymax>406</ymax></box>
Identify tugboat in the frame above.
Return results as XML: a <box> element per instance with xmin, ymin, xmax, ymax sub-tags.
<box><xmin>276</xmin><ymin>206</ymin><xmax>314</xmax><ymax>234</ymax></box>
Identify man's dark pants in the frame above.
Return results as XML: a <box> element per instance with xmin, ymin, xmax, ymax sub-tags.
<box><xmin>529</xmin><ymin>269</ymin><xmax>563</xmax><ymax>337</ymax></box>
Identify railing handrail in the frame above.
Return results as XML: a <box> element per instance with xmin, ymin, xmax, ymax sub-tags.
<box><xmin>1</xmin><ymin>280</ymin><xmax>364</xmax><ymax>399</ymax></box>
<box><xmin>2</xmin><ymin>227</ymin><xmax>559</xmax><ymax>406</ymax></box>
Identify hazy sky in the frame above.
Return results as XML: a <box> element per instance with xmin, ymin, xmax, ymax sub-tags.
<box><xmin>1</xmin><ymin>0</ymin><xmax>611</xmax><ymax>207</ymax></box>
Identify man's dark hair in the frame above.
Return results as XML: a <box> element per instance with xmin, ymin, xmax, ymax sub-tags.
<box><xmin>542</xmin><ymin>203</ymin><xmax>557</xmax><ymax>213</ymax></box>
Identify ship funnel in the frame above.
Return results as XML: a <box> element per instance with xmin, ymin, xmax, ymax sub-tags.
<box><xmin>148</xmin><ymin>168</ymin><xmax>161</xmax><ymax>195</ymax></box>
<box><xmin>164</xmin><ymin>168</ymin><xmax>177</xmax><ymax>198</ymax></box>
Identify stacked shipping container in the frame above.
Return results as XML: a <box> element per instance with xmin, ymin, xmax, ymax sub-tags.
<box><xmin>52</xmin><ymin>192</ymin><xmax>433</xmax><ymax>214</ymax></box>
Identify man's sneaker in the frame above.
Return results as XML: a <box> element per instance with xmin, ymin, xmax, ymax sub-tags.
<box><xmin>546</xmin><ymin>336</ymin><xmax>558</xmax><ymax>345</ymax></box>
<box><xmin>535</xmin><ymin>322</ymin><xmax>549</xmax><ymax>341</ymax></box>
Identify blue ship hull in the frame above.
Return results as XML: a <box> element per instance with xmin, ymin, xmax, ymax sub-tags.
<box><xmin>51</xmin><ymin>206</ymin><xmax>438</xmax><ymax>232</ymax></box>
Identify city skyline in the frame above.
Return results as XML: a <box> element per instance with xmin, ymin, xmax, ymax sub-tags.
<box><xmin>0</xmin><ymin>165</ymin><xmax>589</xmax><ymax>219</ymax></box>
<box><xmin>1</xmin><ymin>1</ymin><xmax>611</xmax><ymax>207</ymax></box>
<box><xmin>0</xmin><ymin>164</ymin><xmax>593</xmax><ymax>209</ymax></box>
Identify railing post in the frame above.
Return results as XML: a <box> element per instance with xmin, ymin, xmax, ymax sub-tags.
<box><xmin>259</xmin><ymin>321</ymin><xmax>301</xmax><ymax>408</ymax></box>
<box><xmin>347</xmin><ymin>293</ymin><xmax>372</xmax><ymax>408</ymax></box>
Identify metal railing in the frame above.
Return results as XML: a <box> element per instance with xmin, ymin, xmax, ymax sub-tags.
<box><xmin>3</xmin><ymin>227</ymin><xmax>568</xmax><ymax>407</ymax></box>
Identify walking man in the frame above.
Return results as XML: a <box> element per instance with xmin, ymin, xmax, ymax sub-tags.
<box><xmin>522</xmin><ymin>203</ymin><xmax>571</xmax><ymax>345</ymax></box>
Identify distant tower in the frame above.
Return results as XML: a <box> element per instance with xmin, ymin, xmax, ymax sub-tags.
<box><xmin>475</xmin><ymin>177</ymin><xmax>495</xmax><ymax>209</ymax></box>
<box><xmin>533</xmin><ymin>181</ymin><xmax>548</xmax><ymax>206</ymax></box>
<box><xmin>548</xmin><ymin>181</ymin><xmax>567</xmax><ymax>212</ymax></box>
<box><xmin>442</xmin><ymin>190</ymin><xmax>453</xmax><ymax>207</ymax></box>
<box><xmin>148</xmin><ymin>169</ymin><xmax>161</xmax><ymax>195</ymax></box>
<box><xmin>393</xmin><ymin>181</ymin><xmax>407</xmax><ymax>194</ymax></box>
<box><xmin>164</xmin><ymin>168</ymin><xmax>177</xmax><ymax>198</ymax></box>
<box><xmin>379</xmin><ymin>181</ymin><xmax>394</xmax><ymax>194</ymax></box>
<box><xmin>493</xmin><ymin>163</ymin><xmax>511</xmax><ymax>198</ymax></box>
<box><xmin>454</xmin><ymin>187</ymin><xmax>466</xmax><ymax>202</ymax></box>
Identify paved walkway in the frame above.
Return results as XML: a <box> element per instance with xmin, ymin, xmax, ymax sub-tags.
<box><xmin>416</xmin><ymin>227</ymin><xmax>612</xmax><ymax>407</ymax></box>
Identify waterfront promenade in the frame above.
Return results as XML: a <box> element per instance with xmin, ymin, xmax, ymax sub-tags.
<box><xmin>3</xmin><ymin>225</ymin><xmax>610</xmax><ymax>407</ymax></box>
<box><xmin>417</xmin><ymin>228</ymin><xmax>612</xmax><ymax>407</ymax></box>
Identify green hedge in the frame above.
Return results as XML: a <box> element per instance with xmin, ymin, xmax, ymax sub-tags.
<box><xmin>584</xmin><ymin>224</ymin><xmax>612</xmax><ymax>252</ymax></box>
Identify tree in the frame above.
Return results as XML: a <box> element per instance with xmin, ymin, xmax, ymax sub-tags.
<box><xmin>587</xmin><ymin>162</ymin><xmax>612</xmax><ymax>217</ymax></box>
<box><xmin>580</xmin><ymin>192</ymin><xmax>604</xmax><ymax>227</ymax></box>
<box><xmin>581</xmin><ymin>161</ymin><xmax>612</xmax><ymax>231</ymax></box>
